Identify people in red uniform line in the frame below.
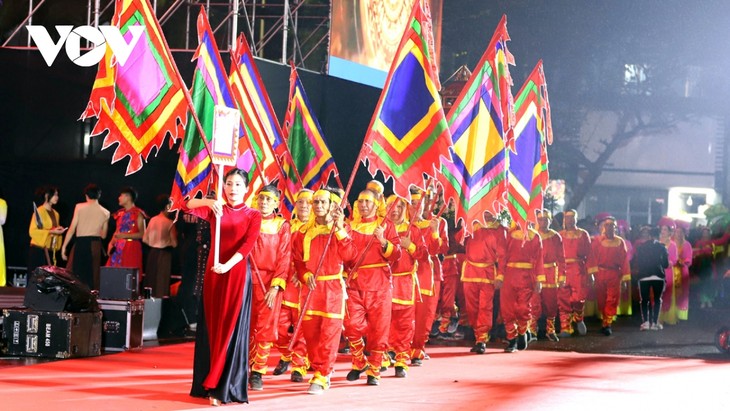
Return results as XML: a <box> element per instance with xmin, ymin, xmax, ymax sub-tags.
<box><xmin>248</xmin><ymin>185</ymin><xmax>292</xmax><ymax>391</ymax></box>
<box><xmin>188</xmin><ymin>168</ymin><xmax>261</xmax><ymax>406</ymax></box>
<box><xmin>500</xmin><ymin>223</ymin><xmax>544</xmax><ymax>352</ymax></box>
<box><xmin>292</xmin><ymin>188</ymin><xmax>357</xmax><ymax>395</ymax></box>
<box><xmin>385</xmin><ymin>195</ymin><xmax>427</xmax><ymax>378</ymax></box>
<box><xmin>589</xmin><ymin>216</ymin><xmax>630</xmax><ymax>336</ymax></box>
<box><xmin>343</xmin><ymin>189</ymin><xmax>402</xmax><ymax>386</ymax></box>
<box><xmin>409</xmin><ymin>188</ymin><xmax>448</xmax><ymax>365</ymax></box>
<box><xmin>460</xmin><ymin>211</ymin><xmax>506</xmax><ymax>354</ymax></box>
<box><xmin>437</xmin><ymin>202</ymin><xmax>466</xmax><ymax>337</ymax></box>
<box><xmin>530</xmin><ymin>210</ymin><xmax>565</xmax><ymax>342</ymax></box>
<box><xmin>557</xmin><ymin>209</ymin><xmax>592</xmax><ymax>338</ymax></box>
<box><xmin>107</xmin><ymin>186</ymin><xmax>147</xmax><ymax>276</ymax></box>
<box><xmin>274</xmin><ymin>189</ymin><xmax>313</xmax><ymax>382</ymax></box>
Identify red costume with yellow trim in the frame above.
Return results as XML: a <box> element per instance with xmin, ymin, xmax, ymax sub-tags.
<box><xmin>387</xmin><ymin>217</ymin><xmax>425</xmax><ymax>372</ymax></box>
<box><xmin>557</xmin><ymin>226</ymin><xmax>592</xmax><ymax>334</ymax></box>
<box><xmin>292</xmin><ymin>217</ymin><xmax>357</xmax><ymax>389</ymax></box>
<box><xmin>344</xmin><ymin>214</ymin><xmax>402</xmax><ymax>381</ymax></box>
<box><xmin>438</xmin><ymin>222</ymin><xmax>466</xmax><ymax>333</ymax></box>
<box><xmin>589</xmin><ymin>234</ymin><xmax>630</xmax><ymax>328</ymax></box>
<box><xmin>461</xmin><ymin>221</ymin><xmax>506</xmax><ymax>344</ymax></box>
<box><xmin>530</xmin><ymin>228</ymin><xmax>565</xmax><ymax>336</ymax></box>
<box><xmin>276</xmin><ymin>217</ymin><xmax>309</xmax><ymax>377</ymax></box>
<box><xmin>500</xmin><ymin>227</ymin><xmax>544</xmax><ymax>341</ymax></box>
<box><xmin>411</xmin><ymin>217</ymin><xmax>448</xmax><ymax>361</ymax></box>
<box><xmin>249</xmin><ymin>214</ymin><xmax>291</xmax><ymax>375</ymax></box>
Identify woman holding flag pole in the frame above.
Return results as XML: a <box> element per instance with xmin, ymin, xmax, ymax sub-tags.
<box><xmin>188</xmin><ymin>105</ymin><xmax>261</xmax><ymax>405</ymax></box>
<box><xmin>187</xmin><ymin>168</ymin><xmax>261</xmax><ymax>406</ymax></box>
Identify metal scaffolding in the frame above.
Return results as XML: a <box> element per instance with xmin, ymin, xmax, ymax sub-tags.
<box><xmin>2</xmin><ymin>0</ymin><xmax>331</xmax><ymax>71</ymax></box>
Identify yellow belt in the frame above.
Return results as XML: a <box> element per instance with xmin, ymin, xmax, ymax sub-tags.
<box><xmin>565</xmin><ymin>258</ymin><xmax>582</xmax><ymax>263</ymax></box>
<box><xmin>466</xmin><ymin>260</ymin><xmax>495</xmax><ymax>268</ymax></box>
<box><xmin>358</xmin><ymin>263</ymin><xmax>389</xmax><ymax>269</ymax></box>
<box><xmin>350</xmin><ymin>262</ymin><xmax>389</xmax><ymax>281</ymax></box>
<box><xmin>392</xmin><ymin>270</ymin><xmax>415</xmax><ymax>277</ymax></box>
<box><xmin>506</xmin><ymin>262</ymin><xmax>533</xmax><ymax>269</ymax></box>
<box><xmin>317</xmin><ymin>273</ymin><xmax>343</xmax><ymax>281</ymax></box>
<box><xmin>543</xmin><ymin>262</ymin><xmax>557</xmax><ymax>268</ymax></box>
<box><xmin>542</xmin><ymin>284</ymin><xmax>559</xmax><ymax>289</ymax></box>
<box><xmin>443</xmin><ymin>255</ymin><xmax>458</xmax><ymax>260</ymax></box>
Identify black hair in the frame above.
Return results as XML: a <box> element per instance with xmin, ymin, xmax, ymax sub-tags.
<box><xmin>259</xmin><ymin>184</ymin><xmax>281</xmax><ymax>198</ymax></box>
<box><xmin>34</xmin><ymin>185</ymin><xmax>58</xmax><ymax>206</ymax></box>
<box><xmin>224</xmin><ymin>168</ymin><xmax>249</xmax><ymax>186</ymax></box>
<box><xmin>155</xmin><ymin>193</ymin><xmax>171</xmax><ymax>214</ymax></box>
<box><xmin>649</xmin><ymin>227</ymin><xmax>661</xmax><ymax>239</ymax></box>
<box><xmin>119</xmin><ymin>186</ymin><xmax>138</xmax><ymax>203</ymax></box>
<box><xmin>84</xmin><ymin>184</ymin><xmax>101</xmax><ymax>200</ymax></box>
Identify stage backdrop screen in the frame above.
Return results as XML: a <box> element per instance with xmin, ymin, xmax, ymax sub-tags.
<box><xmin>329</xmin><ymin>0</ymin><xmax>442</xmax><ymax>88</ymax></box>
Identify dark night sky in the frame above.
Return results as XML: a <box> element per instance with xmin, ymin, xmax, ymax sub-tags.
<box><xmin>441</xmin><ymin>0</ymin><xmax>730</xmax><ymax>88</ymax></box>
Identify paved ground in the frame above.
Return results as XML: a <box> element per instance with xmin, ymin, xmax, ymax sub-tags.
<box><xmin>431</xmin><ymin>301</ymin><xmax>730</xmax><ymax>360</ymax></box>
<box><xmin>4</xmin><ymin>299</ymin><xmax>730</xmax><ymax>370</ymax></box>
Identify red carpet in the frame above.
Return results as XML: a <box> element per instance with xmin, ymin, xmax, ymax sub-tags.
<box><xmin>1</xmin><ymin>342</ymin><xmax>728</xmax><ymax>410</ymax></box>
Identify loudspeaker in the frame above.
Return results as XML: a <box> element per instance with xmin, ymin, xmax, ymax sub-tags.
<box><xmin>99</xmin><ymin>267</ymin><xmax>139</xmax><ymax>300</ymax></box>
<box><xmin>24</xmin><ymin>266</ymin><xmax>98</xmax><ymax>312</ymax></box>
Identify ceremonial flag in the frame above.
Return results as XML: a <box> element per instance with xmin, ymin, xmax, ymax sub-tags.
<box><xmin>81</xmin><ymin>0</ymin><xmax>187</xmax><ymax>175</ymax></box>
<box><xmin>283</xmin><ymin>64</ymin><xmax>340</xmax><ymax>190</ymax></box>
<box><xmin>169</xmin><ymin>7</ymin><xmax>237</xmax><ymax>208</ymax></box>
<box><xmin>507</xmin><ymin>60</ymin><xmax>553</xmax><ymax>228</ymax></box>
<box><xmin>360</xmin><ymin>0</ymin><xmax>451</xmax><ymax>199</ymax></box>
<box><xmin>438</xmin><ymin>15</ymin><xmax>514</xmax><ymax>231</ymax></box>
<box><xmin>229</xmin><ymin>34</ymin><xmax>280</xmax><ymax>203</ymax></box>
<box><xmin>229</xmin><ymin>34</ymin><xmax>299</xmax><ymax>215</ymax></box>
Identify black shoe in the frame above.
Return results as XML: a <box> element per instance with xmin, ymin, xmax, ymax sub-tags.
<box><xmin>411</xmin><ymin>358</ymin><xmax>423</xmax><ymax>366</ymax></box>
<box><xmin>249</xmin><ymin>371</ymin><xmax>263</xmax><ymax>391</ymax></box>
<box><xmin>517</xmin><ymin>334</ymin><xmax>528</xmax><ymax>351</ymax></box>
<box><xmin>601</xmin><ymin>326</ymin><xmax>613</xmax><ymax>336</ymax></box>
<box><xmin>366</xmin><ymin>375</ymin><xmax>379</xmax><ymax>386</ymax></box>
<box><xmin>338</xmin><ymin>346</ymin><xmax>350</xmax><ymax>354</ymax></box>
<box><xmin>379</xmin><ymin>366</ymin><xmax>387</xmax><ymax>372</ymax></box>
<box><xmin>504</xmin><ymin>339</ymin><xmax>517</xmax><ymax>353</ymax></box>
<box><xmin>527</xmin><ymin>331</ymin><xmax>538</xmax><ymax>343</ymax></box>
<box><xmin>346</xmin><ymin>366</ymin><xmax>368</xmax><ymax>381</ymax></box>
<box><xmin>273</xmin><ymin>359</ymin><xmax>290</xmax><ymax>376</ymax></box>
<box><xmin>395</xmin><ymin>366</ymin><xmax>407</xmax><ymax>378</ymax></box>
<box><xmin>473</xmin><ymin>342</ymin><xmax>486</xmax><ymax>354</ymax></box>
<box><xmin>291</xmin><ymin>370</ymin><xmax>304</xmax><ymax>382</ymax></box>
<box><xmin>388</xmin><ymin>351</ymin><xmax>396</xmax><ymax>362</ymax></box>
<box><xmin>546</xmin><ymin>333</ymin><xmax>560</xmax><ymax>342</ymax></box>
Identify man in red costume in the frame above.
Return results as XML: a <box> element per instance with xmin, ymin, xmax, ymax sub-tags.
<box><xmin>274</xmin><ymin>189</ymin><xmax>313</xmax><ymax>382</ymax></box>
<box><xmin>461</xmin><ymin>211</ymin><xmax>506</xmax><ymax>354</ymax></box>
<box><xmin>249</xmin><ymin>185</ymin><xmax>291</xmax><ymax>391</ymax></box>
<box><xmin>344</xmin><ymin>188</ymin><xmax>402</xmax><ymax>386</ymax></box>
<box><xmin>291</xmin><ymin>187</ymin><xmax>357</xmax><ymax>394</ymax></box>
<box><xmin>530</xmin><ymin>210</ymin><xmax>565</xmax><ymax>342</ymax></box>
<box><xmin>589</xmin><ymin>216</ymin><xmax>630</xmax><ymax>336</ymax></box>
<box><xmin>409</xmin><ymin>188</ymin><xmax>448</xmax><ymax>365</ymax></box>
<box><xmin>437</xmin><ymin>203</ymin><xmax>465</xmax><ymax>337</ymax></box>
<box><xmin>500</xmin><ymin>223</ymin><xmax>544</xmax><ymax>352</ymax></box>
<box><xmin>558</xmin><ymin>209</ymin><xmax>592</xmax><ymax>337</ymax></box>
<box><xmin>384</xmin><ymin>195</ymin><xmax>428</xmax><ymax>378</ymax></box>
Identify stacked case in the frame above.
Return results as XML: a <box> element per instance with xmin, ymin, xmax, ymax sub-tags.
<box><xmin>98</xmin><ymin>267</ymin><xmax>144</xmax><ymax>351</ymax></box>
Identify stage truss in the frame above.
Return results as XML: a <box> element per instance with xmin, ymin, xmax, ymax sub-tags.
<box><xmin>2</xmin><ymin>0</ymin><xmax>331</xmax><ymax>72</ymax></box>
